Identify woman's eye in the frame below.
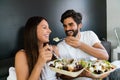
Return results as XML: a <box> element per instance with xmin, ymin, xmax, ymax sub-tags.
<box><xmin>43</xmin><ymin>26</ymin><xmax>47</xmax><ymax>29</ymax></box>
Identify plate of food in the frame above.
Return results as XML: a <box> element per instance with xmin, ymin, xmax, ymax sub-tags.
<box><xmin>85</xmin><ymin>60</ymin><xmax>117</xmax><ymax>78</ymax></box>
<box><xmin>48</xmin><ymin>58</ymin><xmax>87</xmax><ymax>77</ymax></box>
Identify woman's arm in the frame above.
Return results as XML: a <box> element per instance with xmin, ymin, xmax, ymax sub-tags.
<box><xmin>15</xmin><ymin>50</ymin><xmax>44</xmax><ymax>80</ymax></box>
<box><xmin>15</xmin><ymin>50</ymin><xmax>30</xmax><ymax>80</ymax></box>
<box><xmin>15</xmin><ymin>44</ymin><xmax>53</xmax><ymax>80</ymax></box>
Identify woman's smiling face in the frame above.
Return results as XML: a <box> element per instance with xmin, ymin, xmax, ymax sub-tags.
<box><xmin>37</xmin><ymin>19</ymin><xmax>51</xmax><ymax>43</ymax></box>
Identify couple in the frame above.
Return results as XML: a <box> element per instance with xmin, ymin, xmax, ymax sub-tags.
<box><xmin>7</xmin><ymin>9</ymin><xmax>109</xmax><ymax>80</ymax></box>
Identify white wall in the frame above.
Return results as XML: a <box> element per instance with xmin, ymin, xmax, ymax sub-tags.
<box><xmin>107</xmin><ymin>0</ymin><xmax>120</xmax><ymax>48</ymax></box>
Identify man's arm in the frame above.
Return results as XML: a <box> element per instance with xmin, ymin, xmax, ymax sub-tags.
<box><xmin>65</xmin><ymin>36</ymin><xmax>109</xmax><ymax>60</ymax></box>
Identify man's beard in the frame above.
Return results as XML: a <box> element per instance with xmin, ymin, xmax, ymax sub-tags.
<box><xmin>65</xmin><ymin>29</ymin><xmax>78</xmax><ymax>37</ymax></box>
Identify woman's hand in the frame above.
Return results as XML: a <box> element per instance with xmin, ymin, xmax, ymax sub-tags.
<box><xmin>38</xmin><ymin>44</ymin><xmax>53</xmax><ymax>64</ymax></box>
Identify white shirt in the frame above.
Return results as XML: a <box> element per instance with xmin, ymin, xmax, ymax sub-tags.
<box><xmin>7</xmin><ymin>65</ymin><xmax>57</xmax><ymax>80</ymax></box>
<box><xmin>40</xmin><ymin>64</ymin><xmax>57</xmax><ymax>80</ymax></box>
<box><xmin>57</xmin><ymin>31</ymin><xmax>101</xmax><ymax>80</ymax></box>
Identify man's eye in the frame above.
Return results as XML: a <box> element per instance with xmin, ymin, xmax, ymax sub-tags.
<box><xmin>70</xmin><ymin>24</ymin><xmax>74</xmax><ymax>26</ymax></box>
<box><xmin>68</xmin><ymin>23</ymin><xmax>74</xmax><ymax>27</ymax></box>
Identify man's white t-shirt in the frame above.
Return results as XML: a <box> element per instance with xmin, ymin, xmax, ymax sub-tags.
<box><xmin>57</xmin><ymin>31</ymin><xmax>101</xmax><ymax>80</ymax></box>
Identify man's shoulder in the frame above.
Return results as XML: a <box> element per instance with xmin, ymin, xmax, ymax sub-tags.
<box><xmin>57</xmin><ymin>40</ymin><xmax>65</xmax><ymax>45</ymax></box>
<box><xmin>81</xmin><ymin>30</ymin><xmax>94</xmax><ymax>34</ymax></box>
<box><xmin>81</xmin><ymin>30</ymin><xmax>95</xmax><ymax>36</ymax></box>
<box><xmin>57</xmin><ymin>40</ymin><xmax>67</xmax><ymax>47</ymax></box>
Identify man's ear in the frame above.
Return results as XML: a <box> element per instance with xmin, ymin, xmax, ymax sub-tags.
<box><xmin>78</xmin><ymin>23</ymin><xmax>82</xmax><ymax>29</ymax></box>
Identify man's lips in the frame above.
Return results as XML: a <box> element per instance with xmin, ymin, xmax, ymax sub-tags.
<box><xmin>67</xmin><ymin>31</ymin><xmax>74</xmax><ymax>36</ymax></box>
<box><xmin>67</xmin><ymin>31</ymin><xmax>73</xmax><ymax>34</ymax></box>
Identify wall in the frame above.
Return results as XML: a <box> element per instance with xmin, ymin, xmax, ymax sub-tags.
<box><xmin>0</xmin><ymin>0</ymin><xmax>106</xmax><ymax>59</ymax></box>
<box><xmin>107</xmin><ymin>0</ymin><xmax>120</xmax><ymax>48</ymax></box>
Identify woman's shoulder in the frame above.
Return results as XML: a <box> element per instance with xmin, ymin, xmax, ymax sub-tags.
<box><xmin>15</xmin><ymin>49</ymin><xmax>27</xmax><ymax>61</ymax></box>
<box><xmin>15</xmin><ymin>49</ymin><xmax>28</xmax><ymax>69</ymax></box>
<box><xmin>15</xmin><ymin>49</ymin><xmax>29</xmax><ymax>79</ymax></box>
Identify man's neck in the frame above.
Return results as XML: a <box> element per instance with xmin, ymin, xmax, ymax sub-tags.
<box><xmin>75</xmin><ymin>32</ymin><xmax>81</xmax><ymax>39</ymax></box>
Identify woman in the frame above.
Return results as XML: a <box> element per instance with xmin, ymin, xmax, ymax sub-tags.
<box><xmin>15</xmin><ymin>16</ymin><xmax>57</xmax><ymax>80</ymax></box>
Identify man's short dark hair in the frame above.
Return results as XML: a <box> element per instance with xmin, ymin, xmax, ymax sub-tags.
<box><xmin>60</xmin><ymin>9</ymin><xmax>82</xmax><ymax>25</ymax></box>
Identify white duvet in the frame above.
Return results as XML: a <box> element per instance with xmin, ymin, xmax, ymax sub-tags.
<box><xmin>7</xmin><ymin>67</ymin><xmax>17</xmax><ymax>80</ymax></box>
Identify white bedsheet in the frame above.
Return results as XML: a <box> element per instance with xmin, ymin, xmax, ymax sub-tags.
<box><xmin>7</xmin><ymin>67</ymin><xmax>17</xmax><ymax>80</ymax></box>
<box><xmin>111</xmin><ymin>60</ymin><xmax>120</xmax><ymax>68</ymax></box>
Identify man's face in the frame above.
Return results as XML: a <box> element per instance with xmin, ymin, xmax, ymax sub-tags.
<box><xmin>63</xmin><ymin>17</ymin><xmax>80</xmax><ymax>37</ymax></box>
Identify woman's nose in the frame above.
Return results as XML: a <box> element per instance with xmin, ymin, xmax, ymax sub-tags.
<box><xmin>48</xmin><ymin>28</ymin><xmax>52</xmax><ymax>33</ymax></box>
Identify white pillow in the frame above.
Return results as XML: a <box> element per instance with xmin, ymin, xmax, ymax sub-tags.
<box><xmin>7</xmin><ymin>67</ymin><xmax>17</xmax><ymax>80</ymax></box>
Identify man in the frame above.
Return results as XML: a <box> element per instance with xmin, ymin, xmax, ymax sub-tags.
<box><xmin>57</xmin><ymin>9</ymin><xmax>109</xmax><ymax>80</ymax></box>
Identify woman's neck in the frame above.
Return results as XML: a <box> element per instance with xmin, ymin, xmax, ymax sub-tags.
<box><xmin>38</xmin><ymin>41</ymin><xmax>44</xmax><ymax>49</ymax></box>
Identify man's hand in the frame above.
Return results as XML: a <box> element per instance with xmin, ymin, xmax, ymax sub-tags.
<box><xmin>57</xmin><ymin>69</ymin><xmax>109</xmax><ymax>80</ymax></box>
<box><xmin>83</xmin><ymin>70</ymin><xmax>109</xmax><ymax>79</ymax></box>
<box><xmin>56</xmin><ymin>73</ymin><xmax>76</xmax><ymax>80</ymax></box>
<box><xmin>65</xmin><ymin>36</ymin><xmax>81</xmax><ymax>48</ymax></box>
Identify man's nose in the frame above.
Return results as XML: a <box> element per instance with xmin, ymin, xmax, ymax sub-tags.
<box><xmin>65</xmin><ymin>26</ymin><xmax>71</xmax><ymax>31</ymax></box>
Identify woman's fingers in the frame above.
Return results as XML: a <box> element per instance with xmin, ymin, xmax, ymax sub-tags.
<box><xmin>38</xmin><ymin>44</ymin><xmax>53</xmax><ymax>63</ymax></box>
<box><xmin>44</xmin><ymin>44</ymin><xmax>53</xmax><ymax>52</ymax></box>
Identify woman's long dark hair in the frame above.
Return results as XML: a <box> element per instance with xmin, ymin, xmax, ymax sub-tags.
<box><xmin>24</xmin><ymin>16</ymin><xmax>47</xmax><ymax>75</ymax></box>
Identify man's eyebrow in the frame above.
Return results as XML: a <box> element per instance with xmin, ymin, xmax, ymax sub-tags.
<box><xmin>68</xmin><ymin>22</ymin><xmax>73</xmax><ymax>25</ymax></box>
<box><xmin>63</xmin><ymin>22</ymin><xmax>73</xmax><ymax>26</ymax></box>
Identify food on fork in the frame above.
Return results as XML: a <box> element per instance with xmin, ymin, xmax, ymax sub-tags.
<box><xmin>53</xmin><ymin>37</ymin><xmax>61</xmax><ymax>42</ymax></box>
